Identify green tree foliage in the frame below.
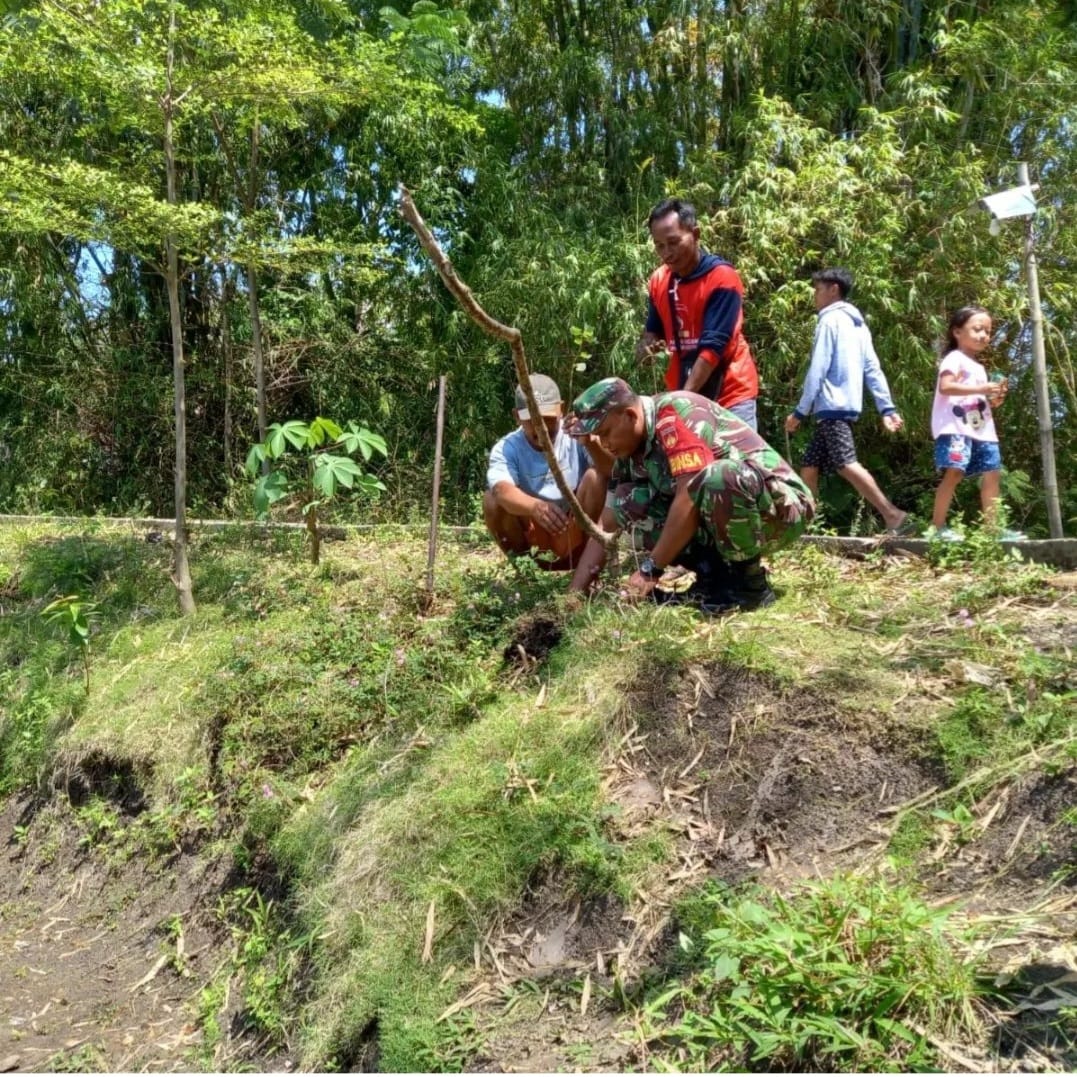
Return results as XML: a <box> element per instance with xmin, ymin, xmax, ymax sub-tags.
<box><xmin>0</xmin><ymin>0</ymin><xmax>475</xmax><ymax>515</ymax></box>
<box><xmin>0</xmin><ymin>0</ymin><xmax>1073</xmax><ymax>533</ymax></box>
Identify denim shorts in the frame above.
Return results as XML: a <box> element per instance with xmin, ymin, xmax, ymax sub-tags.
<box><xmin>934</xmin><ymin>434</ymin><xmax>1002</xmax><ymax>476</ymax></box>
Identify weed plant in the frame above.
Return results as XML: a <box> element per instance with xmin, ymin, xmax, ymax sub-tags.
<box><xmin>923</xmin><ymin>509</ymin><xmax>1043</xmax><ymax>599</ymax></box>
<box><xmin>937</xmin><ymin>684</ymin><xmax>1076</xmax><ymax>783</ymax></box>
<box><xmin>644</xmin><ymin>875</ymin><xmax>985</xmax><ymax>1072</ymax></box>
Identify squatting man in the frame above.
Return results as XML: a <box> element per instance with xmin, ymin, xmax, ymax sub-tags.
<box><xmin>483</xmin><ymin>374</ymin><xmax>610</xmax><ymax>569</ymax></box>
<box><xmin>563</xmin><ymin>377</ymin><xmax>815</xmax><ymax>612</ymax></box>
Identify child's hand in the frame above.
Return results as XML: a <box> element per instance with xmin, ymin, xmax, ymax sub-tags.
<box><xmin>882</xmin><ymin>413</ymin><xmax>904</xmax><ymax>433</ymax></box>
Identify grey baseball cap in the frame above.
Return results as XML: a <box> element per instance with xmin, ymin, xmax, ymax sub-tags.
<box><xmin>514</xmin><ymin>374</ymin><xmax>563</xmax><ymax>419</ymax></box>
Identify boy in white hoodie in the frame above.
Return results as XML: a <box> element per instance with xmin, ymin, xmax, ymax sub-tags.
<box><xmin>784</xmin><ymin>268</ymin><xmax>912</xmax><ymax>535</ymax></box>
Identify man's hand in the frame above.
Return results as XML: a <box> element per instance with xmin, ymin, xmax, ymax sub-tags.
<box><xmin>635</xmin><ymin>333</ymin><xmax>665</xmax><ymax>365</ymax></box>
<box><xmin>882</xmin><ymin>412</ymin><xmax>904</xmax><ymax>433</ymax></box>
<box><xmin>530</xmin><ymin>498</ymin><xmax>568</xmax><ymax>533</ymax></box>
<box><xmin>784</xmin><ymin>414</ymin><xmax>800</xmax><ymax>433</ymax></box>
<box><xmin>580</xmin><ymin>433</ymin><xmax>611</xmax><ymax>462</ymax></box>
<box><xmin>624</xmin><ymin>571</ymin><xmax>658</xmax><ymax>600</ymax></box>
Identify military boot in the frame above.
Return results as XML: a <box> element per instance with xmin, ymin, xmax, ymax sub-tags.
<box><xmin>720</xmin><ymin>555</ymin><xmax>776</xmax><ymax>611</ymax></box>
<box><xmin>678</xmin><ymin>543</ymin><xmax>737</xmax><ymax>606</ymax></box>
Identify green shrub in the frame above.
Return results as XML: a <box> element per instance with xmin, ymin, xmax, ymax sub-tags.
<box><xmin>644</xmin><ymin>875</ymin><xmax>984</xmax><ymax>1071</ymax></box>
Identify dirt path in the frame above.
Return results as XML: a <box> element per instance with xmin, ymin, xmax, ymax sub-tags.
<box><xmin>0</xmin><ymin>798</ymin><xmax>228</xmax><ymax>1073</ymax></box>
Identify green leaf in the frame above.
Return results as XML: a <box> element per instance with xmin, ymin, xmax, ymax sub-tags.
<box><xmin>874</xmin><ymin>1016</ymin><xmax>920</xmax><ymax>1045</ymax></box>
<box><xmin>309</xmin><ymin>416</ymin><xmax>343</xmax><ymax>445</ymax></box>
<box><xmin>42</xmin><ymin>594</ymin><xmax>81</xmax><ymax>618</ymax></box>
<box><xmin>244</xmin><ymin>443</ymin><xmax>266</xmax><ymax>476</ymax></box>
<box><xmin>312</xmin><ymin>453</ymin><xmax>363</xmax><ymax>497</ymax></box>
<box><xmin>281</xmin><ymin>420</ymin><xmax>313</xmax><ymax>451</ymax></box>
<box><xmin>341</xmin><ymin>423</ymin><xmax>388</xmax><ymax>461</ymax></box>
<box><xmin>264</xmin><ymin>421</ymin><xmax>311</xmax><ymax>456</ymax></box>
<box><xmin>355</xmin><ymin>473</ymin><xmax>387</xmax><ymax>495</ymax></box>
<box><xmin>710</xmin><ymin>954</ymin><xmax>740</xmax><ymax>982</ymax></box>
<box><xmin>736</xmin><ymin>900</ymin><xmax>772</xmax><ymax>926</ymax></box>
<box><xmin>253</xmin><ymin>470</ymin><xmax>289</xmax><ymax>516</ymax></box>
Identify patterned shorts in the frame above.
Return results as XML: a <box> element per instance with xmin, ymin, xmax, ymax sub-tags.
<box><xmin>933</xmin><ymin>435</ymin><xmax>1002</xmax><ymax>477</ymax></box>
<box><xmin>802</xmin><ymin>419</ymin><xmax>858</xmax><ymax>474</ymax></box>
<box><xmin>612</xmin><ymin>460</ymin><xmax>814</xmax><ymax>562</ymax></box>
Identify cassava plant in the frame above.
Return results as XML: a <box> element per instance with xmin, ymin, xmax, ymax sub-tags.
<box><xmin>245</xmin><ymin>418</ymin><xmax>387</xmax><ymax>564</ymax></box>
<box><xmin>42</xmin><ymin>593</ymin><xmax>99</xmax><ymax>692</ymax></box>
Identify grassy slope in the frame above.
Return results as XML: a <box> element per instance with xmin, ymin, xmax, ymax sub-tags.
<box><xmin>1</xmin><ymin>520</ymin><xmax>1074</xmax><ymax>1071</ymax></box>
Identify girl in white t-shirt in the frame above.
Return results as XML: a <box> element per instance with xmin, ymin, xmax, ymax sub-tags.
<box><xmin>928</xmin><ymin>306</ymin><xmax>1020</xmax><ymax>541</ymax></box>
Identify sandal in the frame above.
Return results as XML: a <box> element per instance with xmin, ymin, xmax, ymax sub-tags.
<box><xmin>885</xmin><ymin>515</ymin><xmax>917</xmax><ymax>537</ymax></box>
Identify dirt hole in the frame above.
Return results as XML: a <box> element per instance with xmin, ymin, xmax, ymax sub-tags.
<box><xmin>55</xmin><ymin>751</ymin><xmax>150</xmax><ymax>814</ymax></box>
<box><xmin>503</xmin><ymin>614</ymin><xmax>563</xmax><ymax>668</ymax></box>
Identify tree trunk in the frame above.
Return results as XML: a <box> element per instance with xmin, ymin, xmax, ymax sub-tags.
<box><xmin>247</xmin><ymin>114</ymin><xmax>269</xmax><ymax>459</ymax></box>
<box><xmin>164</xmin><ymin>0</ymin><xmax>195</xmax><ymax>616</ymax></box>
<box><xmin>305</xmin><ymin>503</ymin><xmax>321</xmax><ymax>564</ymax></box>
<box><xmin>221</xmin><ymin>267</ymin><xmax>234</xmax><ymax>476</ymax></box>
<box><xmin>248</xmin><ymin>259</ymin><xmax>268</xmax><ymax>455</ymax></box>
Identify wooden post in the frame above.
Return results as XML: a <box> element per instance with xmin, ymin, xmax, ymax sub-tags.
<box><xmin>1018</xmin><ymin>162</ymin><xmax>1064</xmax><ymax>538</ymax></box>
<box><xmin>425</xmin><ymin>374</ymin><xmax>447</xmax><ymax>600</ymax></box>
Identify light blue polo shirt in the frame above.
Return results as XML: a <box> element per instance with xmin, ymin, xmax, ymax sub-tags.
<box><xmin>487</xmin><ymin>426</ymin><xmax>591</xmax><ymax>501</ymax></box>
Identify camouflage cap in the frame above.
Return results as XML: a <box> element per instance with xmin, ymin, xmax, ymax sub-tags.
<box><xmin>564</xmin><ymin>377</ymin><xmax>637</xmax><ymax>436</ymax></box>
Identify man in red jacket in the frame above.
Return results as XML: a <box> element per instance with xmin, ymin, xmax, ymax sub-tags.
<box><xmin>636</xmin><ymin>198</ymin><xmax>760</xmax><ymax>430</ymax></box>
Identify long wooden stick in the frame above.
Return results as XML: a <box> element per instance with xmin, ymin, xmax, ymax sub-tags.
<box><xmin>398</xmin><ymin>185</ymin><xmax>614</xmax><ymax>550</ymax></box>
<box><xmin>425</xmin><ymin>373</ymin><xmax>447</xmax><ymax>598</ymax></box>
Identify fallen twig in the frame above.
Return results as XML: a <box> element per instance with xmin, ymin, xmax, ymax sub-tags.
<box><xmin>128</xmin><ymin>953</ymin><xmax>169</xmax><ymax>992</ymax></box>
<box><xmin>906</xmin><ymin>1020</ymin><xmax>993</xmax><ymax>1072</ymax></box>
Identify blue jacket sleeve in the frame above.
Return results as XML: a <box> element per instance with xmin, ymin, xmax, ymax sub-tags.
<box><xmin>698</xmin><ymin>287</ymin><xmax>741</xmax><ymax>367</ymax></box>
<box><xmin>794</xmin><ymin>320</ymin><xmax>834</xmax><ymax>419</ymax></box>
<box><xmin>645</xmin><ymin>296</ymin><xmax>664</xmax><ymax>337</ymax></box>
<box><xmin>863</xmin><ymin>333</ymin><xmax>897</xmax><ymax>415</ymax></box>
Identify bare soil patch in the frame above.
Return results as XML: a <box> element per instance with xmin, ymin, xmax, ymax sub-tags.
<box><xmin>631</xmin><ymin>662</ymin><xmax>940</xmax><ymax>883</ymax></box>
<box><xmin>503</xmin><ymin>612</ymin><xmax>564</xmax><ymax>669</ymax></box>
<box><xmin>929</xmin><ymin>769</ymin><xmax>1077</xmax><ymax>901</ymax></box>
<box><xmin>0</xmin><ymin>797</ymin><xmax>229</xmax><ymax>1073</ymax></box>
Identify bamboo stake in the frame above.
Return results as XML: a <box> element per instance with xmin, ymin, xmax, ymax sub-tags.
<box><xmin>1018</xmin><ymin>162</ymin><xmax>1063</xmax><ymax>538</ymax></box>
<box><xmin>398</xmin><ymin>185</ymin><xmax>615</xmax><ymax>551</ymax></box>
<box><xmin>425</xmin><ymin>374</ymin><xmax>447</xmax><ymax>601</ymax></box>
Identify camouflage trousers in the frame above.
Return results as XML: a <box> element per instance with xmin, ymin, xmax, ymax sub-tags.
<box><xmin>612</xmin><ymin>459</ymin><xmax>815</xmax><ymax>562</ymax></box>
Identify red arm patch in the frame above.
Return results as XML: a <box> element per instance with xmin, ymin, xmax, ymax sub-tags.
<box><xmin>655</xmin><ymin>406</ymin><xmax>714</xmax><ymax>477</ymax></box>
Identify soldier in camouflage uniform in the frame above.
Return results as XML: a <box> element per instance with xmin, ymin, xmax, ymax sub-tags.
<box><xmin>564</xmin><ymin>377</ymin><xmax>814</xmax><ymax>610</ymax></box>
